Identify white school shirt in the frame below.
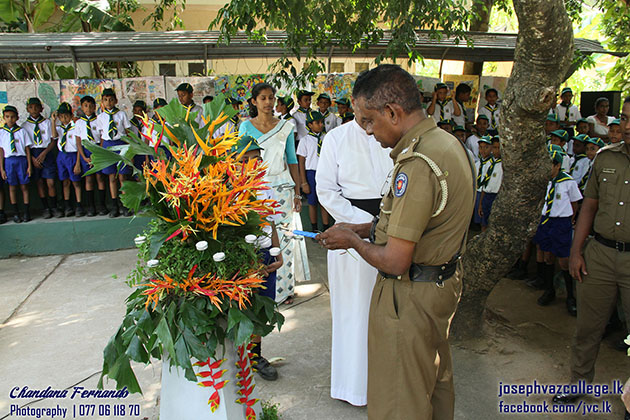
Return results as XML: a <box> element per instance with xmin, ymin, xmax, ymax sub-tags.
<box><xmin>569</xmin><ymin>156</ymin><xmax>591</xmax><ymax>189</ymax></box>
<box><xmin>296</xmin><ymin>132</ymin><xmax>323</xmax><ymax>170</ymax></box>
<box><xmin>451</xmin><ymin>100</ymin><xmax>469</xmax><ymax>127</ymax></box>
<box><xmin>541</xmin><ymin>176</ymin><xmax>582</xmax><ymax>217</ymax></box>
<box><xmin>212</xmin><ymin>119</ymin><xmax>238</xmax><ymax>140</ymax></box>
<box><xmin>561</xmin><ymin>154</ymin><xmax>572</xmax><ymax>172</ymax></box>
<box><xmin>281</xmin><ymin>114</ymin><xmax>298</xmax><ymax>137</ymax></box>
<box><xmin>430</xmin><ymin>99</ymin><xmax>456</xmax><ymax>123</ymax></box>
<box><xmin>0</xmin><ymin>125</ymin><xmax>32</xmax><ymax>157</ymax></box>
<box><xmin>291</xmin><ymin>108</ymin><xmax>310</xmax><ymax>142</ymax></box>
<box><xmin>97</xmin><ymin>109</ymin><xmax>131</xmax><ymax>141</ymax></box>
<box><xmin>179</xmin><ymin>102</ymin><xmax>204</xmax><ymax>127</ymax></box>
<box><xmin>475</xmin><ymin>158</ymin><xmax>492</xmax><ymax>192</ymax></box>
<box><xmin>22</xmin><ymin>117</ymin><xmax>53</xmax><ymax>148</ymax></box>
<box><xmin>56</xmin><ymin>122</ymin><xmax>78</xmax><ymax>153</ymax></box>
<box><xmin>74</xmin><ymin>115</ymin><xmax>101</xmax><ymax>146</ymax></box>
<box><xmin>554</xmin><ymin>103</ymin><xmax>581</xmax><ymax>124</ymax></box>
<box><xmin>482</xmin><ymin>159</ymin><xmax>503</xmax><ymax>194</ymax></box>
<box><xmin>321</xmin><ymin>111</ymin><xmax>340</xmax><ymax>133</ymax></box>
<box><xmin>465</xmin><ymin>134</ymin><xmax>482</xmax><ymax>163</ymax></box>
<box><xmin>586</xmin><ymin>115</ymin><xmax>615</xmax><ymax>137</ymax></box>
<box><xmin>479</xmin><ymin>103</ymin><xmax>500</xmax><ymax>130</ymax></box>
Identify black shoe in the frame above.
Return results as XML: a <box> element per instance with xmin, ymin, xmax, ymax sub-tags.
<box><xmin>97</xmin><ymin>205</ymin><xmax>108</xmax><ymax>216</ymax></box>
<box><xmin>76</xmin><ymin>206</ymin><xmax>85</xmax><ymax>217</ymax></box>
<box><xmin>0</xmin><ymin>212</ymin><xmax>6</xmax><ymax>224</ymax></box>
<box><xmin>613</xmin><ymin>338</ymin><xmax>630</xmax><ymax>353</ymax></box>
<box><xmin>537</xmin><ymin>289</ymin><xmax>556</xmax><ymax>306</ymax></box>
<box><xmin>43</xmin><ymin>208</ymin><xmax>53</xmax><ymax>219</ymax></box>
<box><xmin>108</xmin><ymin>207</ymin><xmax>120</xmax><ymax>218</ymax></box>
<box><xmin>22</xmin><ymin>211</ymin><xmax>32</xmax><ymax>223</ymax></box>
<box><xmin>251</xmin><ymin>356</ymin><xmax>278</xmax><ymax>381</ymax></box>
<box><xmin>526</xmin><ymin>277</ymin><xmax>546</xmax><ymax>290</ymax></box>
<box><xmin>507</xmin><ymin>260</ymin><xmax>528</xmax><ymax>280</ymax></box>
<box><xmin>122</xmin><ymin>207</ymin><xmax>131</xmax><ymax>217</ymax></box>
<box><xmin>87</xmin><ymin>206</ymin><xmax>96</xmax><ymax>217</ymax></box>
<box><xmin>52</xmin><ymin>207</ymin><xmax>63</xmax><ymax>218</ymax></box>
<box><xmin>566</xmin><ymin>297</ymin><xmax>577</xmax><ymax>317</ymax></box>
<box><xmin>625</xmin><ymin>410</ymin><xmax>630</xmax><ymax>420</ymax></box>
<box><xmin>64</xmin><ymin>207</ymin><xmax>75</xmax><ymax>217</ymax></box>
<box><xmin>552</xmin><ymin>392</ymin><xmax>582</xmax><ymax>404</ymax></box>
<box><xmin>13</xmin><ymin>214</ymin><xmax>22</xmax><ymax>223</ymax></box>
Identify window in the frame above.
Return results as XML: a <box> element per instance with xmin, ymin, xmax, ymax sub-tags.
<box><xmin>330</xmin><ymin>62</ymin><xmax>345</xmax><ymax>73</ymax></box>
<box><xmin>355</xmin><ymin>63</ymin><xmax>369</xmax><ymax>73</ymax></box>
<box><xmin>158</xmin><ymin>64</ymin><xmax>176</xmax><ymax>77</ymax></box>
<box><xmin>188</xmin><ymin>63</ymin><xmax>205</xmax><ymax>76</ymax></box>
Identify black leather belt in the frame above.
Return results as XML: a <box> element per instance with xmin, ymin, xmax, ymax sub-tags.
<box><xmin>379</xmin><ymin>256</ymin><xmax>460</xmax><ymax>286</ymax></box>
<box><xmin>594</xmin><ymin>232</ymin><xmax>630</xmax><ymax>252</ymax></box>
<box><xmin>348</xmin><ymin>198</ymin><xmax>381</xmax><ymax>217</ymax></box>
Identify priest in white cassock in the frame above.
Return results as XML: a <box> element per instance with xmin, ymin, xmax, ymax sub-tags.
<box><xmin>316</xmin><ymin>116</ymin><xmax>393</xmax><ymax>406</ymax></box>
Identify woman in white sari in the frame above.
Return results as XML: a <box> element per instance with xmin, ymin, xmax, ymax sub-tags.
<box><xmin>239</xmin><ymin>83</ymin><xmax>310</xmax><ymax>303</ymax></box>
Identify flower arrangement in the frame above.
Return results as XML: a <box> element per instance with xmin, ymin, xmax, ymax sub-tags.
<box><xmin>87</xmin><ymin>97</ymin><xmax>284</xmax><ymax>416</ymax></box>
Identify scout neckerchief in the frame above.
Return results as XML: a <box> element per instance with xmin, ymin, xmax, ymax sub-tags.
<box><xmin>80</xmin><ymin>114</ymin><xmax>97</xmax><ymax>143</ymax></box>
<box><xmin>478</xmin><ymin>157</ymin><xmax>497</xmax><ymax>188</ymax></box>
<box><xmin>320</xmin><ymin>109</ymin><xmax>331</xmax><ymax>132</ymax></box>
<box><xmin>282</xmin><ymin>113</ymin><xmax>294</xmax><ymax>121</ymax></box>
<box><xmin>569</xmin><ymin>154</ymin><xmax>586</xmax><ymax>175</ymax></box>
<box><xmin>308</xmin><ymin>129</ymin><xmax>323</xmax><ymax>156</ymax></box>
<box><xmin>436</xmin><ymin>99</ymin><xmax>450</xmax><ymax>121</ymax></box>
<box><xmin>2</xmin><ymin>125</ymin><xmax>20</xmax><ymax>153</ymax></box>
<box><xmin>560</xmin><ymin>102</ymin><xmax>571</xmax><ymax>123</ymax></box>
<box><xmin>229</xmin><ymin>114</ymin><xmax>239</xmax><ymax>126</ymax></box>
<box><xmin>485</xmin><ymin>104</ymin><xmax>498</xmax><ymax>129</ymax></box>
<box><xmin>542</xmin><ymin>171</ymin><xmax>572</xmax><ymax>224</ymax></box>
<box><xmin>104</xmin><ymin>107</ymin><xmax>119</xmax><ymax>139</ymax></box>
<box><xmin>131</xmin><ymin>116</ymin><xmax>142</xmax><ymax>132</ymax></box>
<box><xmin>59</xmin><ymin>122</ymin><xmax>72</xmax><ymax>151</ymax></box>
<box><xmin>578</xmin><ymin>161</ymin><xmax>593</xmax><ymax>192</ymax></box>
<box><xmin>26</xmin><ymin>116</ymin><xmax>44</xmax><ymax>145</ymax></box>
<box><xmin>476</xmin><ymin>156</ymin><xmax>492</xmax><ymax>187</ymax></box>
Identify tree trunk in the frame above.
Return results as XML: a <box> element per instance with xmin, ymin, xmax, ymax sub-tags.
<box><xmin>463</xmin><ymin>0</ymin><xmax>494</xmax><ymax>75</ymax></box>
<box><xmin>451</xmin><ymin>0</ymin><xmax>574</xmax><ymax>339</ymax></box>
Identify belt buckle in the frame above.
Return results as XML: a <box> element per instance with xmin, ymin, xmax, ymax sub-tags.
<box><xmin>616</xmin><ymin>241</ymin><xmax>625</xmax><ymax>252</ymax></box>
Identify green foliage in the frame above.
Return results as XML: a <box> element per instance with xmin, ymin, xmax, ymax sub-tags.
<box><xmin>599</xmin><ymin>0</ymin><xmax>630</xmax><ymax>97</ymax></box>
<box><xmin>261</xmin><ymin>401</ymin><xmax>281</xmax><ymax>420</ymax></box>
<box><xmin>54</xmin><ymin>0</ymin><xmax>134</xmax><ymax>31</ymax></box>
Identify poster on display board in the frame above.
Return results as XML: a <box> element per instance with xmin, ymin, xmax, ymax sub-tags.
<box><xmin>59</xmin><ymin>79</ymin><xmax>116</xmax><ymax>115</ymax></box>
<box><xmin>443</xmin><ymin>74</ymin><xmax>480</xmax><ymax>123</ymax></box>
<box><xmin>6</xmin><ymin>81</ymin><xmax>60</xmax><ymax>123</ymax></box>
<box><xmin>0</xmin><ymin>82</ymin><xmax>7</xmax><ymax>121</ymax></box>
<box><xmin>121</xmin><ymin>77</ymin><xmax>166</xmax><ymax>113</ymax></box>
<box><xmin>477</xmin><ymin>76</ymin><xmax>509</xmax><ymax>114</ymax></box>
<box><xmin>165</xmin><ymin>76</ymin><xmax>216</xmax><ymax>106</ymax></box>
<box><xmin>214</xmin><ymin>75</ymin><xmax>267</xmax><ymax>118</ymax></box>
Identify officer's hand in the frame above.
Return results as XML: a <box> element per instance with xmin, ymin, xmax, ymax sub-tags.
<box><xmin>622</xmin><ymin>377</ymin><xmax>630</xmax><ymax>412</ymax></box>
<box><xmin>316</xmin><ymin>226</ymin><xmax>358</xmax><ymax>250</ymax></box>
<box><xmin>569</xmin><ymin>249</ymin><xmax>587</xmax><ymax>282</ymax></box>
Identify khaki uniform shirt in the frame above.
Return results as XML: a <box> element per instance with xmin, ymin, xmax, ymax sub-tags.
<box><xmin>584</xmin><ymin>142</ymin><xmax>630</xmax><ymax>242</ymax></box>
<box><xmin>374</xmin><ymin>118</ymin><xmax>475</xmax><ymax>266</ymax></box>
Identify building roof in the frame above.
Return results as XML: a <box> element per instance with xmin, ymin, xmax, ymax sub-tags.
<box><xmin>0</xmin><ymin>30</ymin><xmax>623</xmax><ymax>64</ymax></box>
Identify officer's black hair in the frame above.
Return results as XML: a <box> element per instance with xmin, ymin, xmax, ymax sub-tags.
<box><xmin>352</xmin><ymin>64</ymin><xmax>422</xmax><ymax>114</ymax></box>
<box><xmin>249</xmin><ymin>82</ymin><xmax>276</xmax><ymax>118</ymax></box>
<box><xmin>80</xmin><ymin>96</ymin><xmax>96</xmax><ymax>105</ymax></box>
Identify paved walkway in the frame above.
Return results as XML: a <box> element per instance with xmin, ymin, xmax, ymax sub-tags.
<box><xmin>1</xmin><ymin>242</ymin><xmax>629</xmax><ymax>419</ymax></box>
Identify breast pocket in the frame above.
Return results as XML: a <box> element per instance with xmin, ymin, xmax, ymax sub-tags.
<box><xmin>600</xmin><ymin>172</ymin><xmax>619</xmax><ymax>201</ymax></box>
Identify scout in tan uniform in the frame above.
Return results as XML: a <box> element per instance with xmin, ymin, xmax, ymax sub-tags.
<box><xmin>317</xmin><ymin>65</ymin><xmax>475</xmax><ymax>420</ymax></box>
<box><xmin>554</xmin><ymin>98</ymin><xmax>630</xmax><ymax>407</ymax></box>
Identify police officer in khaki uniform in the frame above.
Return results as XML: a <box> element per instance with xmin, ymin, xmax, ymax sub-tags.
<box><xmin>317</xmin><ymin>65</ymin><xmax>475</xmax><ymax>420</ymax></box>
<box><xmin>554</xmin><ymin>98</ymin><xmax>630</xmax><ymax>412</ymax></box>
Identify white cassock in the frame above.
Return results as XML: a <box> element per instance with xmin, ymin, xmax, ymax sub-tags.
<box><xmin>316</xmin><ymin>119</ymin><xmax>393</xmax><ymax>406</ymax></box>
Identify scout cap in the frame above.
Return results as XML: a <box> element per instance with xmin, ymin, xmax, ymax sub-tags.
<box><xmin>153</xmin><ymin>98</ymin><xmax>167</xmax><ymax>108</ymax></box>
<box><xmin>608</xmin><ymin>118</ymin><xmax>621</xmax><ymax>126</ymax></box>
<box><xmin>434</xmin><ymin>82</ymin><xmax>448</xmax><ymax>91</ymax></box>
<box><xmin>233</xmin><ymin>135</ymin><xmax>263</xmax><ymax>154</ymax></box>
<box><xmin>335</xmin><ymin>98</ymin><xmax>351</xmax><ymax>107</ymax></box>
<box><xmin>550</xmin><ymin>129</ymin><xmax>569</xmax><ymax>143</ymax></box>
<box><xmin>576</xmin><ymin>118</ymin><xmax>589</xmax><ymax>125</ymax></box>
<box><xmin>133</xmin><ymin>100</ymin><xmax>147</xmax><ymax>109</ymax></box>
<box><xmin>477</xmin><ymin>114</ymin><xmax>489</xmax><ymax>122</ymax></box>
<box><xmin>477</xmin><ymin>135</ymin><xmax>493</xmax><ymax>145</ymax></box>
<box><xmin>57</xmin><ymin>102</ymin><xmax>73</xmax><ymax>115</ymax></box>
<box><xmin>586</xmin><ymin>137</ymin><xmax>606</xmax><ymax>148</ymax></box>
<box><xmin>317</xmin><ymin>93</ymin><xmax>331</xmax><ymax>101</ymax></box>
<box><xmin>102</xmin><ymin>88</ymin><xmax>116</xmax><ymax>97</ymax></box>
<box><xmin>3</xmin><ymin>105</ymin><xmax>18</xmax><ymax>115</ymax></box>
<box><xmin>453</xmin><ymin>125</ymin><xmax>466</xmax><ymax>133</ymax></box>
<box><xmin>279</xmin><ymin>96</ymin><xmax>295</xmax><ymax>109</ymax></box>
<box><xmin>306</xmin><ymin>110</ymin><xmax>325</xmax><ymax>124</ymax></box>
<box><xmin>561</xmin><ymin>87</ymin><xmax>573</xmax><ymax>95</ymax></box>
<box><xmin>548</xmin><ymin>144</ymin><xmax>566</xmax><ymax>164</ymax></box>
<box><xmin>297</xmin><ymin>90</ymin><xmax>314</xmax><ymax>100</ymax></box>
<box><xmin>437</xmin><ymin>119</ymin><xmax>453</xmax><ymax>127</ymax></box>
<box><xmin>26</xmin><ymin>97</ymin><xmax>42</xmax><ymax>106</ymax></box>
<box><xmin>176</xmin><ymin>83</ymin><xmax>193</xmax><ymax>93</ymax></box>
<box><xmin>546</xmin><ymin>113</ymin><xmax>559</xmax><ymax>122</ymax></box>
<box><xmin>341</xmin><ymin>112</ymin><xmax>354</xmax><ymax>121</ymax></box>
<box><xmin>491</xmin><ymin>135</ymin><xmax>500</xmax><ymax>142</ymax></box>
<box><xmin>573</xmin><ymin>134</ymin><xmax>589</xmax><ymax>143</ymax></box>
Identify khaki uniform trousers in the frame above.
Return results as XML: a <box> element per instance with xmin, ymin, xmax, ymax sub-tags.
<box><xmin>367</xmin><ymin>267</ymin><xmax>463</xmax><ymax>420</ymax></box>
<box><xmin>571</xmin><ymin>238</ymin><xmax>630</xmax><ymax>382</ymax></box>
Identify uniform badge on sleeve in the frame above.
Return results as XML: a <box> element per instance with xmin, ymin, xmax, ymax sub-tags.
<box><xmin>394</xmin><ymin>173</ymin><xmax>408</xmax><ymax>197</ymax></box>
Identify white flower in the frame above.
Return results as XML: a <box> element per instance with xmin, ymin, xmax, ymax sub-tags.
<box><xmin>134</xmin><ymin>235</ymin><xmax>146</xmax><ymax>246</ymax></box>
<box><xmin>269</xmin><ymin>247</ymin><xmax>281</xmax><ymax>257</ymax></box>
<box><xmin>245</xmin><ymin>235</ymin><xmax>257</xmax><ymax>244</ymax></box>
<box><xmin>196</xmin><ymin>241</ymin><xmax>208</xmax><ymax>251</ymax></box>
<box><xmin>213</xmin><ymin>252</ymin><xmax>226</xmax><ymax>262</ymax></box>
<box><xmin>147</xmin><ymin>259</ymin><xmax>159</xmax><ymax>268</ymax></box>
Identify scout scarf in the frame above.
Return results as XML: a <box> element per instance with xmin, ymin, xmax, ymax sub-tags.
<box><xmin>230</xmin><ymin>114</ymin><xmax>239</xmax><ymax>125</ymax></box>
<box><xmin>80</xmin><ymin>114</ymin><xmax>97</xmax><ymax>142</ymax></box>
<box><xmin>59</xmin><ymin>123</ymin><xmax>72</xmax><ymax>151</ymax></box>
<box><xmin>578</xmin><ymin>161</ymin><xmax>593</xmax><ymax>192</ymax></box>
<box><xmin>26</xmin><ymin>116</ymin><xmax>44</xmax><ymax>145</ymax></box>
<box><xmin>104</xmin><ymin>107</ymin><xmax>119</xmax><ymax>138</ymax></box>
<box><xmin>131</xmin><ymin>117</ymin><xmax>142</xmax><ymax>132</ymax></box>
<box><xmin>2</xmin><ymin>125</ymin><xmax>20</xmax><ymax>153</ymax></box>
<box><xmin>542</xmin><ymin>171</ymin><xmax>572</xmax><ymax>224</ymax></box>
<box><xmin>569</xmin><ymin>154</ymin><xmax>586</xmax><ymax>175</ymax></box>
<box><xmin>484</xmin><ymin>104</ymin><xmax>498</xmax><ymax>129</ymax></box>
<box><xmin>561</xmin><ymin>102</ymin><xmax>571</xmax><ymax>123</ymax></box>
<box><xmin>436</xmin><ymin>99</ymin><xmax>450</xmax><ymax>121</ymax></box>
<box><xmin>297</xmin><ymin>107</ymin><xmax>309</xmax><ymax>114</ymax></box>
<box><xmin>308</xmin><ymin>129</ymin><xmax>323</xmax><ymax>156</ymax></box>
<box><xmin>476</xmin><ymin>156</ymin><xmax>492</xmax><ymax>187</ymax></box>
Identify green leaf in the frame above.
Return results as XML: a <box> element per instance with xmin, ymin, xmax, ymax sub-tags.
<box><xmin>120</xmin><ymin>180</ymin><xmax>147</xmax><ymax>213</ymax></box>
<box><xmin>125</xmin><ymin>335</ymin><xmax>149</xmax><ymax>363</ymax></box>
<box><xmin>235</xmin><ymin>316</ymin><xmax>254</xmax><ymax>345</ymax></box>
<box><xmin>0</xmin><ymin>0</ymin><xmax>20</xmax><ymax>24</ymax></box>
<box><xmin>83</xmin><ymin>140</ymin><xmax>126</xmax><ymax>176</ymax></box>
<box><xmin>155</xmin><ymin>316</ymin><xmax>176</xmax><ymax>358</ymax></box>
<box><xmin>148</xmin><ymin>230</ymin><xmax>168</xmax><ymax>259</ymax></box>
<box><xmin>33</xmin><ymin>0</ymin><xmax>57</xmax><ymax>29</ymax></box>
<box><xmin>174</xmin><ymin>334</ymin><xmax>196</xmax><ymax>381</ymax></box>
<box><xmin>54</xmin><ymin>0</ymin><xmax>134</xmax><ymax>31</ymax></box>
